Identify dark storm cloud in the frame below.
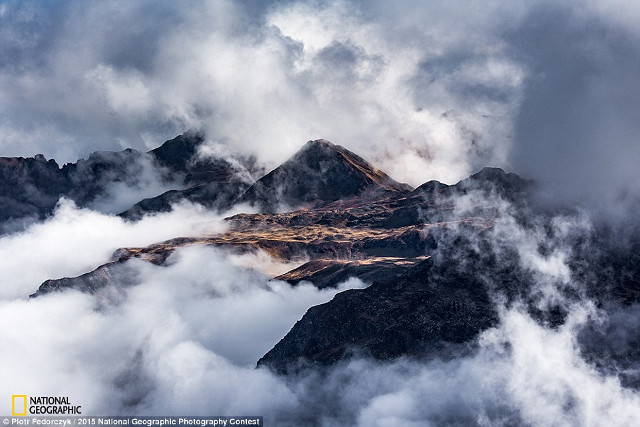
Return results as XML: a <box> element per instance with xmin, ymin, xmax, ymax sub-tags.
<box><xmin>0</xmin><ymin>0</ymin><xmax>225</xmax><ymax>162</ymax></box>
<box><xmin>507</xmin><ymin>4</ymin><xmax>640</xmax><ymax>214</ymax></box>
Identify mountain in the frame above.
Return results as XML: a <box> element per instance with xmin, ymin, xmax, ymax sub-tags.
<box><xmin>31</xmin><ymin>166</ymin><xmax>526</xmax><ymax>300</ymax></box>
<box><xmin>149</xmin><ymin>131</ymin><xmax>206</xmax><ymax>175</ymax></box>
<box><xmin>0</xmin><ymin>131</ymin><xmax>261</xmax><ymax>229</ymax></box>
<box><xmin>259</xmin><ymin>257</ymin><xmax>500</xmax><ymax>373</ymax></box>
<box><xmin>17</xmin><ymin>137</ymin><xmax>640</xmax><ymax>384</ymax></box>
<box><xmin>122</xmin><ymin>138</ymin><xmax>414</xmax><ymax>218</ymax></box>
<box><xmin>0</xmin><ymin>133</ymin><xmax>198</xmax><ymax>228</ymax></box>
<box><xmin>256</xmin><ymin>225</ymin><xmax>537</xmax><ymax>373</ymax></box>
<box><xmin>0</xmin><ymin>146</ymin><xmax>167</xmax><ymax>231</ymax></box>
<box><xmin>0</xmin><ymin>154</ymin><xmax>69</xmax><ymax>227</ymax></box>
<box><xmin>239</xmin><ymin>139</ymin><xmax>412</xmax><ymax>211</ymax></box>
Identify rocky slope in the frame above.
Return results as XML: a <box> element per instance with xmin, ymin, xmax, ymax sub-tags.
<box><xmin>259</xmin><ymin>257</ymin><xmax>500</xmax><ymax>373</ymax></box>
<box><xmin>239</xmin><ymin>139</ymin><xmax>412</xmax><ymax>211</ymax></box>
<box><xmin>0</xmin><ymin>131</ymin><xmax>259</xmax><ymax>229</ymax></box>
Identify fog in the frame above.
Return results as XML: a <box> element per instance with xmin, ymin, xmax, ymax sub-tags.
<box><xmin>0</xmin><ymin>199</ymin><xmax>229</xmax><ymax>299</ymax></box>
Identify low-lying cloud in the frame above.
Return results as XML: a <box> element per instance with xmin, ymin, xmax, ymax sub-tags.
<box><xmin>1</xmin><ymin>191</ymin><xmax>640</xmax><ymax>425</ymax></box>
<box><xmin>0</xmin><ymin>199</ymin><xmax>229</xmax><ymax>299</ymax></box>
<box><xmin>0</xmin><ymin>202</ymin><xmax>368</xmax><ymax>417</ymax></box>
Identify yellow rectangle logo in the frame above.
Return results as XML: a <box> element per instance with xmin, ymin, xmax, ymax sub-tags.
<box><xmin>12</xmin><ymin>395</ymin><xmax>27</xmax><ymax>416</ymax></box>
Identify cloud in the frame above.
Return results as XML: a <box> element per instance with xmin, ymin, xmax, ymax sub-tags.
<box><xmin>3</xmin><ymin>262</ymin><xmax>640</xmax><ymax>424</ymax></box>
<box><xmin>0</xmin><ymin>201</ymin><xmax>368</xmax><ymax>416</ymax></box>
<box><xmin>2</xmin><ymin>0</ymin><xmax>637</xmax><ymax>199</ymax></box>
<box><xmin>1</xmin><ymin>187</ymin><xmax>639</xmax><ymax>424</ymax></box>
<box><xmin>0</xmin><ymin>0</ymin><xmax>525</xmax><ymax>186</ymax></box>
<box><xmin>83</xmin><ymin>154</ymin><xmax>182</xmax><ymax>215</ymax></box>
<box><xmin>506</xmin><ymin>2</ymin><xmax>640</xmax><ymax>214</ymax></box>
<box><xmin>0</xmin><ymin>199</ymin><xmax>229</xmax><ymax>299</ymax></box>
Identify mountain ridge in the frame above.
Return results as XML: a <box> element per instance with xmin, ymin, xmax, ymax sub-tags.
<box><xmin>0</xmin><ymin>131</ymin><xmax>209</xmax><ymax>228</ymax></box>
<box><xmin>10</xmin><ymin>133</ymin><xmax>639</xmax><ymax>382</ymax></box>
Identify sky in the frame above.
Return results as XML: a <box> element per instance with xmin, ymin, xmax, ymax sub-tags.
<box><xmin>0</xmin><ymin>0</ymin><xmax>638</xmax><ymax>201</ymax></box>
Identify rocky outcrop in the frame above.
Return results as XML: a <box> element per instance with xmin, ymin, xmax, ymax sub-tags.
<box><xmin>0</xmin><ymin>131</ymin><xmax>261</xmax><ymax>227</ymax></box>
<box><xmin>275</xmin><ymin>256</ymin><xmax>430</xmax><ymax>289</ymax></box>
<box><xmin>259</xmin><ymin>257</ymin><xmax>500</xmax><ymax>373</ymax></box>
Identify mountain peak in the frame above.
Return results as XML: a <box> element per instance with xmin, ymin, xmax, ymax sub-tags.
<box><xmin>298</xmin><ymin>139</ymin><xmax>412</xmax><ymax>193</ymax></box>
<box><xmin>303</xmin><ymin>138</ymin><xmax>333</xmax><ymax>148</ymax></box>
<box><xmin>240</xmin><ymin>139</ymin><xmax>411</xmax><ymax>211</ymax></box>
<box><xmin>447</xmin><ymin>166</ymin><xmax>534</xmax><ymax>203</ymax></box>
<box><xmin>149</xmin><ymin>130</ymin><xmax>205</xmax><ymax>172</ymax></box>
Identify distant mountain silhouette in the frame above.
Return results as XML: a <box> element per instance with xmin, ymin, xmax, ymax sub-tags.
<box><xmin>0</xmin><ymin>131</ymin><xmax>260</xmax><ymax>228</ymax></box>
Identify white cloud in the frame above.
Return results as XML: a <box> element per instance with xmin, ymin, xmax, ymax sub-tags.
<box><xmin>0</xmin><ymin>0</ymin><xmax>528</xmax><ymax>186</ymax></box>
<box><xmin>0</xmin><ymin>200</ymin><xmax>229</xmax><ymax>299</ymax></box>
<box><xmin>0</xmin><ymin>180</ymin><xmax>638</xmax><ymax>424</ymax></box>
<box><xmin>1</xmin><ymin>0</ymin><xmax>638</xmax><ymax>199</ymax></box>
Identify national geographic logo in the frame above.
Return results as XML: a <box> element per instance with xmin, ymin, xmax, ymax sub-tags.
<box><xmin>11</xmin><ymin>396</ymin><xmax>81</xmax><ymax>416</ymax></box>
<box><xmin>11</xmin><ymin>396</ymin><xmax>26</xmax><ymax>416</ymax></box>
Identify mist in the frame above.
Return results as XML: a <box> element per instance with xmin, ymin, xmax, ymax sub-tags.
<box><xmin>0</xmin><ymin>202</ymin><xmax>369</xmax><ymax>417</ymax></box>
<box><xmin>0</xmin><ymin>0</ymin><xmax>535</xmax><ymax>186</ymax></box>
<box><xmin>0</xmin><ymin>199</ymin><xmax>230</xmax><ymax>299</ymax></box>
<box><xmin>507</xmin><ymin>2</ymin><xmax>640</xmax><ymax>217</ymax></box>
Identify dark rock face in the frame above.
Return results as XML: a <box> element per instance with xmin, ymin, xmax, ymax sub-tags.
<box><xmin>259</xmin><ymin>257</ymin><xmax>500</xmax><ymax>373</ymax></box>
<box><xmin>119</xmin><ymin>133</ymin><xmax>263</xmax><ymax>219</ymax></box>
<box><xmin>148</xmin><ymin>130</ymin><xmax>262</xmax><ymax>187</ymax></box>
<box><xmin>0</xmin><ymin>155</ymin><xmax>68</xmax><ymax>226</ymax></box>
<box><xmin>27</xmin><ymin>159</ymin><xmax>533</xmax><ymax>374</ymax></box>
<box><xmin>0</xmin><ymin>131</ymin><xmax>262</xmax><ymax>228</ymax></box>
<box><xmin>258</xmin><ymin>227</ymin><xmax>640</xmax><ymax>375</ymax></box>
<box><xmin>257</xmin><ymin>227</ymin><xmax>520</xmax><ymax>373</ymax></box>
<box><xmin>118</xmin><ymin>173</ymin><xmax>253</xmax><ymax>220</ymax></box>
<box><xmin>0</xmin><ymin>147</ymin><xmax>170</xmax><ymax>228</ymax></box>
<box><xmin>62</xmin><ymin>149</ymin><xmax>156</xmax><ymax>206</ymax></box>
<box><xmin>32</xmin><ymin>261</ymin><xmax>138</xmax><ymax>304</ymax></box>
<box><xmin>275</xmin><ymin>257</ymin><xmax>430</xmax><ymax>289</ymax></box>
<box><xmin>149</xmin><ymin>131</ymin><xmax>205</xmax><ymax>175</ymax></box>
<box><xmin>0</xmin><ymin>132</ymin><xmax>201</xmax><ymax>228</ymax></box>
<box><xmin>240</xmin><ymin>139</ymin><xmax>412</xmax><ymax>211</ymax></box>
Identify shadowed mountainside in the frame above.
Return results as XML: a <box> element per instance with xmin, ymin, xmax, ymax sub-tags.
<box><xmin>239</xmin><ymin>139</ymin><xmax>412</xmax><ymax>212</ymax></box>
<box><xmin>0</xmin><ymin>131</ymin><xmax>261</xmax><ymax>229</ymax></box>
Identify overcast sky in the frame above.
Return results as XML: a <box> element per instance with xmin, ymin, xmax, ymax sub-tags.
<box><xmin>0</xmin><ymin>0</ymin><xmax>639</xmax><ymax>202</ymax></box>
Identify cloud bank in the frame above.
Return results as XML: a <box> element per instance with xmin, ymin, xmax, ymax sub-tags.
<box><xmin>0</xmin><ymin>191</ymin><xmax>639</xmax><ymax>425</ymax></box>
